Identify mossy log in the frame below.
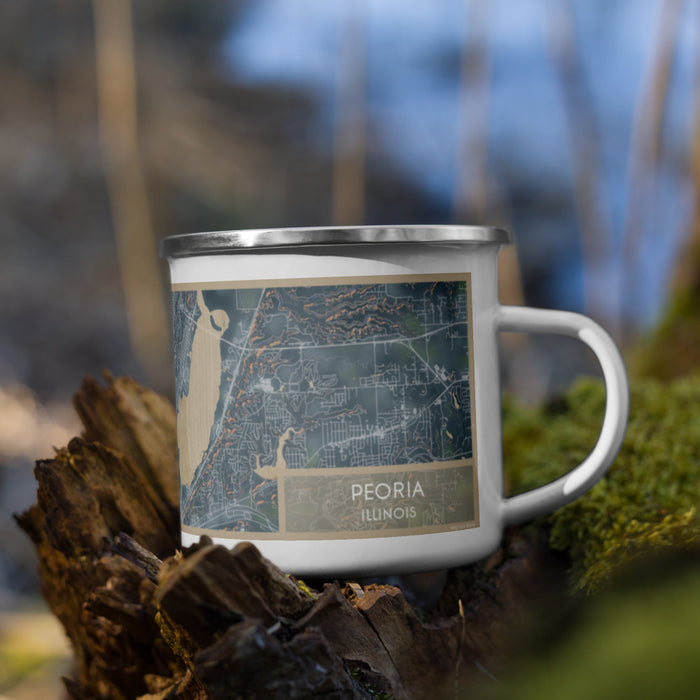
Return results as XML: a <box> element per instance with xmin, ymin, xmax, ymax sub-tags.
<box><xmin>16</xmin><ymin>373</ymin><xmax>566</xmax><ymax>699</ymax></box>
<box><xmin>503</xmin><ymin>376</ymin><xmax>700</xmax><ymax>593</ymax></box>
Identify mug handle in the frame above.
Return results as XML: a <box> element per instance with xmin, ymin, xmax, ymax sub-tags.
<box><xmin>497</xmin><ymin>305</ymin><xmax>630</xmax><ymax>525</ymax></box>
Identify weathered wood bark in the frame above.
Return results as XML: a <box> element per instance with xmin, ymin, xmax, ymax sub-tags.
<box><xmin>16</xmin><ymin>373</ymin><xmax>566</xmax><ymax>700</ymax></box>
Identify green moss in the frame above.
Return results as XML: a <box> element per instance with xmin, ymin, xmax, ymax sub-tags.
<box><xmin>483</xmin><ymin>562</ymin><xmax>700</xmax><ymax>700</ymax></box>
<box><xmin>632</xmin><ymin>283</ymin><xmax>700</xmax><ymax>381</ymax></box>
<box><xmin>292</xmin><ymin>577</ymin><xmax>318</xmax><ymax>599</ymax></box>
<box><xmin>503</xmin><ymin>376</ymin><xmax>700</xmax><ymax>593</ymax></box>
<box><xmin>348</xmin><ymin>667</ymin><xmax>394</xmax><ymax>699</ymax></box>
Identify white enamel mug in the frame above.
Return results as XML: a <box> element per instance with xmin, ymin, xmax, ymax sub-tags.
<box><xmin>160</xmin><ymin>226</ymin><xmax>629</xmax><ymax>576</ymax></box>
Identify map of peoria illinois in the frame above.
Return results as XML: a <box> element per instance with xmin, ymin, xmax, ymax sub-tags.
<box><xmin>172</xmin><ymin>276</ymin><xmax>476</xmax><ymax>537</ymax></box>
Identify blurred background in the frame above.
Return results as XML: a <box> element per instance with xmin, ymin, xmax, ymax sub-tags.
<box><xmin>0</xmin><ymin>0</ymin><xmax>699</xmax><ymax>695</ymax></box>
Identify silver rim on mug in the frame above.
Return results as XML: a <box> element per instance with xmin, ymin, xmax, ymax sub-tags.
<box><xmin>159</xmin><ymin>225</ymin><xmax>513</xmax><ymax>258</ymax></box>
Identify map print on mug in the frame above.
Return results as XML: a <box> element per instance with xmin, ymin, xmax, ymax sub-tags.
<box><xmin>172</xmin><ymin>275</ymin><xmax>479</xmax><ymax>540</ymax></box>
<box><xmin>162</xmin><ymin>226</ymin><xmax>629</xmax><ymax>576</ymax></box>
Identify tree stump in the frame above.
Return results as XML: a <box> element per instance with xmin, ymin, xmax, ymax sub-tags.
<box><xmin>16</xmin><ymin>373</ymin><xmax>566</xmax><ymax>699</ymax></box>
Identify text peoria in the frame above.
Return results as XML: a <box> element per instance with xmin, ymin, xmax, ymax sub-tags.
<box><xmin>352</xmin><ymin>480</ymin><xmax>425</xmax><ymax>522</ymax></box>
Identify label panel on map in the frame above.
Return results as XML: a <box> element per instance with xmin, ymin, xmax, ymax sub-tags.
<box><xmin>171</xmin><ymin>274</ymin><xmax>479</xmax><ymax>539</ymax></box>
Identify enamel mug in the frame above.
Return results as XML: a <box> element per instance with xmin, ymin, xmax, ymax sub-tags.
<box><xmin>160</xmin><ymin>226</ymin><xmax>629</xmax><ymax>576</ymax></box>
